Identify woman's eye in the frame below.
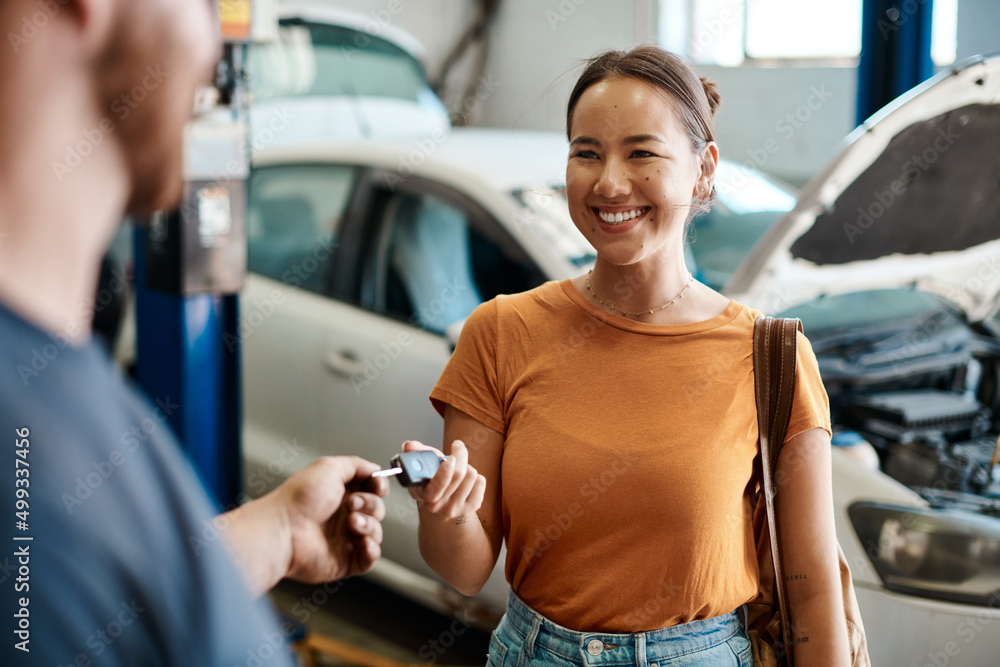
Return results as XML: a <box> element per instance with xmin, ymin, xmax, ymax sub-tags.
<box><xmin>572</xmin><ymin>150</ymin><xmax>599</xmax><ymax>159</ymax></box>
<box><xmin>630</xmin><ymin>150</ymin><xmax>655</xmax><ymax>159</ymax></box>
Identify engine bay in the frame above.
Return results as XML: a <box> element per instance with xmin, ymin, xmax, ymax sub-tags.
<box><xmin>805</xmin><ymin>295</ymin><xmax>1000</xmax><ymax>518</ymax></box>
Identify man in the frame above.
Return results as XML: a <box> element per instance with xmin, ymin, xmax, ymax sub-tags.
<box><xmin>0</xmin><ymin>1</ymin><xmax>388</xmax><ymax>664</ymax></box>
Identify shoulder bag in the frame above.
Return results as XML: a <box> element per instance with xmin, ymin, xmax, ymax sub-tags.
<box><xmin>745</xmin><ymin>316</ymin><xmax>871</xmax><ymax>666</ymax></box>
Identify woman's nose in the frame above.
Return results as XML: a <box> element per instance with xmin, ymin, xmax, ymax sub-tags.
<box><xmin>594</xmin><ymin>157</ymin><xmax>631</xmax><ymax>197</ymax></box>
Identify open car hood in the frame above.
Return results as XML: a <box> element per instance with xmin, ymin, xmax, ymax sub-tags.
<box><xmin>726</xmin><ymin>55</ymin><xmax>1000</xmax><ymax>322</ymax></box>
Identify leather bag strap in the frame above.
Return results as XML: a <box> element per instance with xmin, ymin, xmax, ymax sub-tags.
<box><xmin>753</xmin><ymin>316</ymin><xmax>802</xmax><ymax>663</ymax></box>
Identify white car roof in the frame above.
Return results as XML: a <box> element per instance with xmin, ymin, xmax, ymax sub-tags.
<box><xmin>277</xmin><ymin>2</ymin><xmax>428</xmax><ymax>64</ymax></box>
<box><xmin>254</xmin><ymin>127</ymin><xmax>571</xmax><ymax>194</ymax></box>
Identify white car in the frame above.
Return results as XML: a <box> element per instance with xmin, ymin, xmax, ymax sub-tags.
<box><xmin>248</xmin><ymin>3</ymin><xmax>451</xmax><ymax>145</ymax></box>
<box><xmin>241</xmin><ymin>55</ymin><xmax>1000</xmax><ymax>664</ymax></box>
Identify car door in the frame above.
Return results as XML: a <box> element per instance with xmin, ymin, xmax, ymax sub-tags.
<box><xmin>241</xmin><ymin>162</ymin><xmax>365</xmax><ymax>495</ymax></box>
<box><xmin>319</xmin><ymin>171</ymin><xmax>546</xmax><ymax>577</ymax></box>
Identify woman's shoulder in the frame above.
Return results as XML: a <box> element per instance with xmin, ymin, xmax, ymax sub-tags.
<box><xmin>491</xmin><ymin>280</ymin><xmax>569</xmax><ymax>317</ymax></box>
<box><xmin>463</xmin><ymin>280</ymin><xmax>568</xmax><ymax>332</ymax></box>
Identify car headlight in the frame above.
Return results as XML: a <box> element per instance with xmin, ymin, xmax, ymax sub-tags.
<box><xmin>849</xmin><ymin>502</ymin><xmax>1000</xmax><ymax>606</ymax></box>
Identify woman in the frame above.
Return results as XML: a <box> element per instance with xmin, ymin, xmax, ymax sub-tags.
<box><xmin>403</xmin><ymin>46</ymin><xmax>850</xmax><ymax>666</ymax></box>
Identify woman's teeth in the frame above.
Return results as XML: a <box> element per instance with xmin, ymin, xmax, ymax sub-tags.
<box><xmin>597</xmin><ymin>208</ymin><xmax>646</xmax><ymax>224</ymax></box>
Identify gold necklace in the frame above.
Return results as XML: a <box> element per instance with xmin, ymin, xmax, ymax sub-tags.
<box><xmin>585</xmin><ymin>270</ymin><xmax>694</xmax><ymax>318</ymax></box>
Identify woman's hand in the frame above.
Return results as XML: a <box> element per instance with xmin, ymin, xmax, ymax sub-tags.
<box><xmin>403</xmin><ymin>439</ymin><xmax>487</xmax><ymax>524</ymax></box>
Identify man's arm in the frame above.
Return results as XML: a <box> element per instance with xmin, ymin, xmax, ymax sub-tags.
<box><xmin>220</xmin><ymin>456</ymin><xmax>388</xmax><ymax>595</ymax></box>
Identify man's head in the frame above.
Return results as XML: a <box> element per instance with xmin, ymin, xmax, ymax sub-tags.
<box><xmin>1</xmin><ymin>0</ymin><xmax>220</xmax><ymax>214</ymax></box>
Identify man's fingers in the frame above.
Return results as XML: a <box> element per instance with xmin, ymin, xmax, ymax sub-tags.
<box><xmin>349</xmin><ymin>492</ymin><xmax>386</xmax><ymax>521</ymax></box>
<box><xmin>355</xmin><ymin>535</ymin><xmax>381</xmax><ymax>573</ymax></box>
<box><xmin>349</xmin><ymin>511</ymin><xmax>383</xmax><ymax>546</ymax></box>
<box><xmin>315</xmin><ymin>455</ymin><xmax>382</xmax><ymax>487</ymax></box>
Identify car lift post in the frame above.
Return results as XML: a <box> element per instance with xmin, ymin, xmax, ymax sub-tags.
<box><xmin>132</xmin><ymin>1</ymin><xmax>276</xmax><ymax>509</ymax></box>
<box><xmin>857</xmin><ymin>0</ymin><xmax>935</xmax><ymax>125</ymax></box>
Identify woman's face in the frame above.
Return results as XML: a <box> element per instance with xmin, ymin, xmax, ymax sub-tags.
<box><xmin>566</xmin><ymin>76</ymin><xmax>712</xmax><ymax>267</ymax></box>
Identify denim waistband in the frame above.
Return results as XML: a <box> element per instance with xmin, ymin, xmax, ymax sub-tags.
<box><xmin>501</xmin><ymin>590</ymin><xmax>746</xmax><ymax>665</ymax></box>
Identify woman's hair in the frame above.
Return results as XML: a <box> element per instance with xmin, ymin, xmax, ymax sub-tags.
<box><xmin>566</xmin><ymin>45</ymin><xmax>722</xmax><ymax>210</ymax></box>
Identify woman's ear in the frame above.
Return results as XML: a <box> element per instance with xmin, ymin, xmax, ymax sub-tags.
<box><xmin>696</xmin><ymin>141</ymin><xmax>719</xmax><ymax>199</ymax></box>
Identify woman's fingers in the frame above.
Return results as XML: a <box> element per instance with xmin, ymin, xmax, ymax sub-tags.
<box><xmin>423</xmin><ymin>453</ymin><xmax>457</xmax><ymax>505</ymax></box>
<box><xmin>442</xmin><ymin>467</ymin><xmax>481</xmax><ymax>519</ymax></box>
<box><xmin>403</xmin><ymin>440</ymin><xmax>443</xmax><ymax>457</ymax></box>
<box><xmin>437</xmin><ymin>441</ymin><xmax>469</xmax><ymax>505</ymax></box>
<box><xmin>400</xmin><ymin>440</ymin><xmax>484</xmax><ymax>519</ymax></box>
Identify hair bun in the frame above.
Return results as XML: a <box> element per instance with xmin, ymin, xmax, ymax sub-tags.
<box><xmin>700</xmin><ymin>77</ymin><xmax>722</xmax><ymax>117</ymax></box>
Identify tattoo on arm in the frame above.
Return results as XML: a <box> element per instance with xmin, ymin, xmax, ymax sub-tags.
<box><xmin>785</xmin><ymin>573</ymin><xmax>807</xmax><ymax>582</ymax></box>
<box><xmin>791</xmin><ymin>637</ymin><xmax>810</xmax><ymax>645</ymax></box>
<box><xmin>454</xmin><ymin>516</ymin><xmax>467</xmax><ymax>525</ymax></box>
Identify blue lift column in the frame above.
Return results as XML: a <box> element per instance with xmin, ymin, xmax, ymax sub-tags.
<box><xmin>857</xmin><ymin>0</ymin><xmax>935</xmax><ymax>125</ymax></box>
<box><xmin>133</xmin><ymin>33</ymin><xmax>252</xmax><ymax>510</ymax></box>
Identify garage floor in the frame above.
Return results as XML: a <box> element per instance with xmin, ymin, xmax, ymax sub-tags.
<box><xmin>268</xmin><ymin>578</ymin><xmax>492</xmax><ymax>665</ymax></box>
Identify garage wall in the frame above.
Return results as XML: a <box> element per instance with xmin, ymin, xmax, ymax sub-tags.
<box><xmin>956</xmin><ymin>0</ymin><xmax>1000</xmax><ymax>61</ymax></box>
<box><xmin>284</xmin><ymin>0</ymin><xmax>1000</xmax><ymax>187</ymax></box>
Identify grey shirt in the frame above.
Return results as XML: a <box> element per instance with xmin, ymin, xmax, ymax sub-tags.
<box><xmin>0</xmin><ymin>301</ymin><xmax>293</xmax><ymax>666</ymax></box>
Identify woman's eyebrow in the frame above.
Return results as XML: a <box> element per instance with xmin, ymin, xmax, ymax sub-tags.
<box><xmin>570</xmin><ymin>136</ymin><xmax>600</xmax><ymax>146</ymax></box>
<box><xmin>623</xmin><ymin>134</ymin><xmax>665</xmax><ymax>145</ymax></box>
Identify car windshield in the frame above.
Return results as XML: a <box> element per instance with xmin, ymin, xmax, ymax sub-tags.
<box><xmin>688</xmin><ymin>161</ymin><xmax>797</xmax><ymax>290</ymax></box>
<box><xmin>775</xmin><ymin>288</ymin><xmax>952</xmax><ymax>338</ymax></box>
<box><xmin>510</xmin><ymin>186</ymin><xmax>596</xmax><ymax>268</ymax></box>
<box><xmin>249</xmin><ymin>20</ymin><xmax>433</xmax><ymax>103</ymax></box>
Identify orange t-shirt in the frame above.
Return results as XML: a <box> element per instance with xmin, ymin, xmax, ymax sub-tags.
<box><xmin>429</xmin><ymin>279</ymin><xmax>831</xmax><ymax>633</ymax></box>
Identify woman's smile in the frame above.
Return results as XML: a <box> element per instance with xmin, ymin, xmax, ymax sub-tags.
<box><xmin>592</xmin><ymin>205</ymin><xmax>652</xmax><ymax>234</ymax></box>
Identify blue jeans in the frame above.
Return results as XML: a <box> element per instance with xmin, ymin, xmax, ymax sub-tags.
<box><xmin>488</xmin><ymin>591</ymin><xmax>753</xmax><ymax>666</ymax></box>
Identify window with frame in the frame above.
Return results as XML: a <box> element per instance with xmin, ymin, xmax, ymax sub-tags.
<box><xmin>247</xmin><ymin>164</ymin><xmax>355</xmax><ymax>293</ymax></box>
<box><xmin>661</xmin><ymin>0</ymin><xmax>957</xmax><ymax>66</ymax></box>
<box><xmin>369</xmin><ymin>187</ymin><xmax>546</xmax><ymax>334</ymax></box>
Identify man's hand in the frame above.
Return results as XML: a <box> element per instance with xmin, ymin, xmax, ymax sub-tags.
<box><xmin>277</xmin><ymin>456</ymin><xmax>388</xmax><ymax>584</ymax></box>
<box><xmin>221</xmin><ymin>456</ymin><xmax>389</xmax><ymax>595</ymax></box>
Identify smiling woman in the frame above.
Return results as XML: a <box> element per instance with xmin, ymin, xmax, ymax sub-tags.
<box><xmin>403</xmin><ymin>45</ymin><xmax>859</xmax><ymax>667</ymax></box>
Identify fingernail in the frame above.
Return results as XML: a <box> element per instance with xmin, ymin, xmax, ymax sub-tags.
<box><xmin>350</xmin><ymin>495</ymin><xmax>363</xmax><ymax>510</ymax></box>
<box><xmin>353</xmin><ymin>514</ymin><xmax>366</xmax><ymax>529</ymax></box>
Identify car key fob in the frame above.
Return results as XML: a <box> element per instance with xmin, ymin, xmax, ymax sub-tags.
<box><xmin>371</xmin><ymin>451</ymin><xmax>443</xmax><ymax>487</ymax></box>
